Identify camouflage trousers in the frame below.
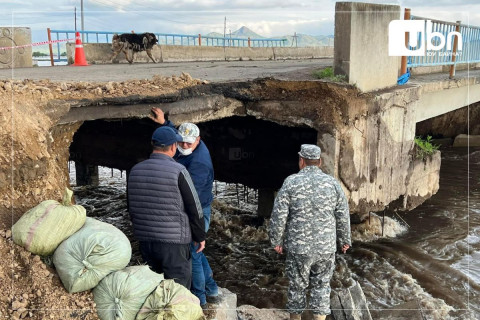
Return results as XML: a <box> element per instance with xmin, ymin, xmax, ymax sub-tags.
<box><xmin>285</xmin><ymin>252</ymin><xmax>336</xmax><ymax>315</ymax></box>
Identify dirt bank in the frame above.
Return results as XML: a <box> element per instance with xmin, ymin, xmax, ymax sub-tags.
<box><xmin>0</xmin><ymin>73</ymin><xmax>204</xmax><ymax>319</ymax></box>
<box><xmin>0</xmin><ymin>229</ymin><xmax>98</xmax><ymax>319</ymax></box>
<box><xmin>0</xmin><ymin>73</ymin><xmax>203</xmax><ymax>228</ymax></box>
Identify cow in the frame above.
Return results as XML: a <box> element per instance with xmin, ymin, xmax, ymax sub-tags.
<box><xmin>110</xmin><ymin>32</ymin><xmax>158</xmax><ymax>64</ymax></box>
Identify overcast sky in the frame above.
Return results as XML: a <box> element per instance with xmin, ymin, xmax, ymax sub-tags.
<box><xmin>1</xmin><ymin>0</ymin><xmax>479</xmax><ymax>42</ymax></box>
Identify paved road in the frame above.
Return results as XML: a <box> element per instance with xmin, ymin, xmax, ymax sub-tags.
<box><xmin>0</xmin><ymin>59</ymin><xmax>333</xmax><ymax>83</ymax></box>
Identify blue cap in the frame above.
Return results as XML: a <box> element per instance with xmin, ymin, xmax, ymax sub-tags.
<box><xmin>152</xmin><ymin>127</ymin><xmax>182</xmax><ymax>147</ymax></box>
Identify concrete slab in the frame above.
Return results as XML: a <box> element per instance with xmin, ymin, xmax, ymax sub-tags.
<box><xmin>453</xmin><ymin>134</ymin><xmax>480</xmax><ymax>147</ymax></box>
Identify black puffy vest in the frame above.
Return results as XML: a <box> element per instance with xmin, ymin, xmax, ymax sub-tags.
<box><xmin>127</xmin><ymin>153</ymin><xmax>192</xmax><ymax>244</ymax></box>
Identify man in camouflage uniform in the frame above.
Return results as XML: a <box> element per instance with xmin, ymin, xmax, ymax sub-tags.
<box><xmin>269</xmin><ymin>144</ymin><xmax>351</xmax><ymax>320</ymax></box>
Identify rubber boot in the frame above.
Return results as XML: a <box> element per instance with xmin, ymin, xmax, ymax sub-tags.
<box><xmin>313</xmin><ymin>315</ymin><xmax>326</xmax><ymax>320</ymax></box>
<box><xmin>290</xmin><ymin>313</ymin><xmax>301</xmax><ymax>320</ymax></box>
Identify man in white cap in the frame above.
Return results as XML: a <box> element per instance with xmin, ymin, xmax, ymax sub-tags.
<box><xmin>269</xmin><ymin>144</ymin><xmax>351</xmax><ymax>320</ymax></box>
<box><xmin>150</xmin><ymin>107</ymin><xmax>219</xmax><ymax>307</ymax></box>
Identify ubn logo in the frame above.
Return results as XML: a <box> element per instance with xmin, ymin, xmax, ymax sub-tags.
<box><xmin>389</xmin><ymin>20</ymin><xmax>462</xmax><ymax>56</ymax></box>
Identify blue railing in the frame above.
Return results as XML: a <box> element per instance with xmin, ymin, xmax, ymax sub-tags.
<box><xmin>407</xmin><ymin>16</ymin><xmax>480</xmax><ymax>68</ymax></box>
<box><xmin>48</xmin><ymin>29</ymin><xmax>288</xmax><ymax>63</ymax></box>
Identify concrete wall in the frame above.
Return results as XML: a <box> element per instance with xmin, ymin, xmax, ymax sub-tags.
<box><xmin>0</xmin><ymin>27</ymin><xmax>32</xmax><ymax>69</ymax></box>
<box><xmin>66</xmin><ymin>43</ymin><xmax>333</xmax><ymax>64</ymax></box>
<box><xmin>334</xmin><ymin>2</ymin><xmax>400</xmax><ymax>92</ymax></box>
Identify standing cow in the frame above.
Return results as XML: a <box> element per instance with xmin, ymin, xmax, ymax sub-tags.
<box><xmin>111</xmin><ymin>32</ymin><xmax>158</xmax><ymax>64</ymax></box>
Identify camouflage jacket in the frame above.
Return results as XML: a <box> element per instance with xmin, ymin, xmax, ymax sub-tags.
<box><xmin>269</xmin><ymin>165</ymin><xmax>351</xmax><ymax>255</ymax></box>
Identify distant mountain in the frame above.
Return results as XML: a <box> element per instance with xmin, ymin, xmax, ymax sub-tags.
<box><xmin>283</xmin><ymin>33</ymin><xmax>334</xmax><ymax>47</ymax></box>
<box><xmin>204</xmin><ymin>26</ymin><xmax>264</xmax><ymax>39</ymax></box>
<box><xmin>203</xmin><ymin>26</ymin><xmax>333</xmax><ymax>47</ymax></box>
<box><xmin>204</xmin><ymin>31</ymin><xmax>225</xmax><ymax>38</ymax></box>
<box><xmin>231</xmin><ymin>26</ymin><xmax>264</xmax><ymax>39</ymax></box>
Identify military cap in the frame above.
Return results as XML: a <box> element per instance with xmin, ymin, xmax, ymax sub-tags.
<box><xmin>298</xmin><ymin>144</ymin><xmax>321</xmax><ymax>159</ymax></box>
<box><xmin>178</xmin><ymin>122</ymin><xmax>200</xmax><ymax>143</ymax></box>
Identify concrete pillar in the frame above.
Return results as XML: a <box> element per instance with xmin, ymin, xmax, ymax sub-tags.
<box><xmin>257</xmin><ymin>188</ymin><xmax>275</xmax><ymax>218</ymax></box>
<box><xmin>75</xmin><ymin>161</ymin><xmax>99</xmax><ymax>186</ymax></box>
<box><xmin>0</xmin><ymin>27</ymin><xmax>33</xmax><ymax>68</ymax></box>
<box><xmin>334</xmin><ymin>2</ymin><xmax>400</xmax><ymax>92</ymax></box>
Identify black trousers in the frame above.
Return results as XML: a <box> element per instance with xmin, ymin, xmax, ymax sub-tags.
<box><xmin>139</xmin><ymin>241</ymin><xmax>192</xmax><ymax>289</ymax></box>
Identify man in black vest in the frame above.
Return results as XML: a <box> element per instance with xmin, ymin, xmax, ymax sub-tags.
<box><xmin>128</xmin><ymin>126</ymin><xmax>206</xmax><ymax>289</ymax></box>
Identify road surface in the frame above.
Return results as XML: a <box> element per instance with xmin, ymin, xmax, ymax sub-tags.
<box><xmin>0</xmin><ymin>59</ymin><xmax>333</xmax><ymax>83</ymax></box>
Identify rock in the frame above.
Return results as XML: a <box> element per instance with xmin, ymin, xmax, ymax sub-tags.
<box><xmin>60</xmin><ymin>82</ymin><xmax>68</xmax><ymax>91</ymax></box>
<box><xmin>237</xmin><ymin>305</ymin><xmax>289</xmax><ymax>320</ymax></box>
<box><xmin>181</xmin><ymin>72</ymin><xmax>193</xmax><ymax>82</ymax></box>
<box><xmin>330</xmin><ymin>281</ymin><xmax>372</xmax><ymax>320</ymax></box>
<box><xmin>207</xmin><ymin>287</ymin><xmax>237</xmax><ymax>320</ymax></box>
<box><xmin>12</xmin><ymin>300</ymin><xmax>27</xmax><ymax>310</ymax></box>
<box><xmin>4</xmin><ymin>81</ymin><xmax>12</xmax><ymax>91</ymax></box>
<box><xmin>94</xmin><ymin>87</ymin><xmax>102</xmax><ymax>95</ymax></box>
<box><xmin>105</xmin><ymin>82</ymin><xmax>115</xmax><ymax>93</ymax></box>
<box><xmin>453</xmin><ymin>134</ymin><xmax>480</xmax><ymax>147</ymax></box>
<box><xmin>36</xmin><ymin>86</ymin><xmax>51</xmax><ymax>92</ymax></box>
<box><xmin>20</xmin><ymin>310</ymin><xmax>28</xmax><ymax>319</ymax></box>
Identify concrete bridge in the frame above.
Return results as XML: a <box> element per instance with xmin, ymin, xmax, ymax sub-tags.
<box><xmin>1</xmin><ymin>2</ymin><xmax>478</xmax><ymax>220</ymax></box>
<box><xmin>3</xmin><ymin>60</ymin><xmax>474</xmax><ymax>219</ymax></box>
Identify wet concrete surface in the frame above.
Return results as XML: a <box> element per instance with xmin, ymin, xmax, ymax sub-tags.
<box><xmin>0</xmin><ymin>59</ymin><xmax>333</xmax><ymax>83</ymax></box>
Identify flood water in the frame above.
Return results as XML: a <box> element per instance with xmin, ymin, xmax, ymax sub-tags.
<box><xmin>69</xmin><ymin>147</ymin><xmax>480</xmax><ymax>319</ymax></box>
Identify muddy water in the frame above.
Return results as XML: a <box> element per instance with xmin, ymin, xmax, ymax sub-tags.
<box><xmin>69</xmin><ymin>147</ymin><xmax>480</xmax><ymax>319</ymax></box>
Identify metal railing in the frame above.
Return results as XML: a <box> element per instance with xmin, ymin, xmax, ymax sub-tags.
<box><xmin>402</xmin><ymin>9</ymin><xmax>480</xmax><ymax>78</ymax></box>
<box><xmin>48</xmin><ymin>29</ymin><xmax>288</xmax><ymax>63</ymax></box>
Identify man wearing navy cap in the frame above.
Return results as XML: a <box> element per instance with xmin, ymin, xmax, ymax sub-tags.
<box><xmin>150</xmin><ymin>107</ymin><xmax>219</xmax><ymax>308</ymax></box>
<box><xmin>269</xmin><ymin>144</ymin><xmax>351</xmax><ymax>320</ymax></box>
<box><xmin>127</xmin><ymin>126</ymin><xmax>206</xmax><ymax>289</ymax></box>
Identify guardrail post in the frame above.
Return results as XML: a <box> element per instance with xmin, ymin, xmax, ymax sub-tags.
<box><xmin>449</xmin><ymin>21</ymin><xmax>461</xmax><ymax>79</ymax></box>
<box><xmin>248</xmin><ymin>37</ymin><xmax>251</xmax><ymax>48</ymax></box>
<box><xmin>47</xmin><ymin>28</ymin><xmax>55</xmax><ymax>66</ymax></box>
<box><xmin>400</xmin><ymin>8</ymin><xmax>411</xmax><ymax>75</ymax></box>
<box><xmin>198</xmin><ymin>34</ymin><xmax>202</xmax><ymax>46</ymax></box>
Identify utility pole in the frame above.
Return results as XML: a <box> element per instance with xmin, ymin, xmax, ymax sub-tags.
<box><xmin>81</xmin><ymin>0</ymin><xmax>85</xmax><ymax>42</ymax></box>
<box><xmin>74</xmin><ymin>7</ymin><xmax>77</xmax><ymax>31</ymax></box>
<box><xmin>292</xmin><ymin>32</ymin><xmax>298</xmax><ymax>47</ymax></box>
<box><xmin>224</xmin><ymin>16</ymin><xmax>226</xmax><ymax>48</ymax></box>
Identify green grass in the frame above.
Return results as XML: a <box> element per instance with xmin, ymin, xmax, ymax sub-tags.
<box><xmin>414</xmin><ymin>135</ymin><xmax>439</xmax><ymax>160</ymax></box>
<box><xmin>312</xmin><ymin>67</ymin><xmax>346</xmax><ymax>82</ymax></box>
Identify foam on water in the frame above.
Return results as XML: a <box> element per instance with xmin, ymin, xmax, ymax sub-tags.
<box><xmin>351</xmin><ymin>212</ymin><xmax>408</xmax><ymax>242</ymax></box>
<box><xmin>336</xmin><ymin>252</ymin><xmax>455</xmax><ymax>320</ymax></box>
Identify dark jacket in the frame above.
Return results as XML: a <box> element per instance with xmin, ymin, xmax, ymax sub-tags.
<box><xmin>127</xmin><ymin>153</ymin><xmax>206</xmax><ymax>244</ymax></box>
<box><xmin>176</xmin><ymin>141</ymin><xmax>214</xmax><ymax>208</ymax></box>
<box><xmin>161</xmin><ymin>120</ymin><xmax>214</xmax><ymax>209</ymax></box>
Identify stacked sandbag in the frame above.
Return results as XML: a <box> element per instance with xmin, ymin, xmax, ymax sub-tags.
<box><xmin>93</xmin><ymin>266</ymin><xmax>164</xmax><ymax>320</ymax></box>
<box><xmin>53</xmin><ymin>217</ymin><xmax>132</xmax><ymax>293</ymax></box>
<box><xmin>12</xmin><ymin>188</ymin><xmax>86</xmax><ymax>256</ymax></box>
<box><xmin>136</xmin><ymin>279</ymin><xmax>204</xmax><ymax>320</ymax></box>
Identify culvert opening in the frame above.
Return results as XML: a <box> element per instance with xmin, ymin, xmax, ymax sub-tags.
<box><xmin>67</xmin><ymin>115</ymin><xmax>318</xmax><ymax>308</ymax></box>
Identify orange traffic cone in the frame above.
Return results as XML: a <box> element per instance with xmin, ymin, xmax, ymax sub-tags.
<box><xmin>72</xmin><ymin>32</ymin><xmax>89</xmax><ymax>66</ymax></box>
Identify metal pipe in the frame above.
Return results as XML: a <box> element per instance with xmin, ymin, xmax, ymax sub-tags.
<box><xmin>81</xmin><ymin>0</ymin><xmax>85</xmax><ymax>43</ymax></box>
<box><xmin>47</xmin><ymin>28</ymin><xmax>54</xmax><ymax>66</ymax></box>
